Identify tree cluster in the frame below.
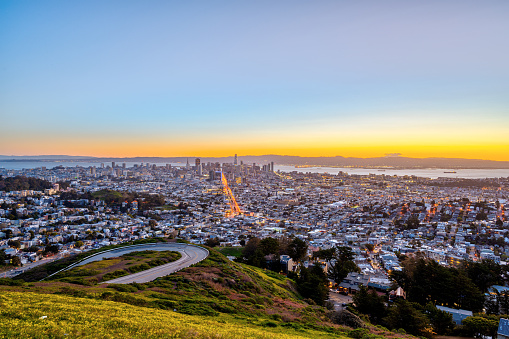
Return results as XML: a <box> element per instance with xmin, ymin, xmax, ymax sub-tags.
<box><xmin>295</xmin><ymin>264</ymin><xmax>329</xmax><ymax>305</ymax></box>
<box><xmin>390</xmin><ymin>258</ymin><xmax>486</xmax><ymax>312</ymax></box>
<box><xmin>239</xmin><ymin>236</ymin><xmax>308</xmax><ymax>270</ymax></box>
<box><xmin>353</xmin><ymin>286</ymin><xmax>455</xmax><ymax>337</ymax></box>
<box><xmin>0</xmin><ymin>175</ymin><xmax>52</xmax><ymax>192</ymax></box>
<box><xmin>313</xmin><ymin>246</ymin><xmax>360</xmax><ymax>285</ymax></box>
<box><xmin>0</xmin><ymin>249</ymin><xmax>22</xmax><ymax>267</ymax></box>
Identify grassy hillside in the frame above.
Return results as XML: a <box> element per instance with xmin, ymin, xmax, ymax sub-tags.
<box><xmin>49</xmin><ymin>250</ymin><xmax>182</xmax><ymax>285</ymax></box>
<box><xmin>0</xmin><ymin>291</ymin><xmax>346</xmax><ymax>339</ymax></box>
<box><xmin>3</xmin><ymin>247</ymin><xmax>414</xmax><ymax>339</ymax></box>
<box><xmin>15</xmin><ymin>238</ymin><xmax>169</xmax><ymax>282</ymax></box>
<box><xmin>10</xmin><ymin>250</ymin><xmax>328</xmax><ymax>324</ymax></box>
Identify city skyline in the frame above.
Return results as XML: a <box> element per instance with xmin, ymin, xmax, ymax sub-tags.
<box><xmin>1</xmin><ymin>1</ymin><xmax>508</xmax><ymax>161</ymax></box>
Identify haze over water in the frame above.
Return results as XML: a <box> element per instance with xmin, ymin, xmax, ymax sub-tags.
<box><xmin>275</xmin><ymin>165</ymin><xmax>509</xmax><ymax>179</ymax></box>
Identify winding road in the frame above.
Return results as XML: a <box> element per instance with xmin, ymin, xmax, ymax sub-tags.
<box><xmin>54</xmin><ymin>243</ymin><xmax>209</xmax><ymax>284</ymax></box>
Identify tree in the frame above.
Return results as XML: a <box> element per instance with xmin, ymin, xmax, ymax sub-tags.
<box><xmin>259</xmin><ymin>237</ymin><xmax>279</xmax><ymax>256</ymax></box>
<box><xmin>328</xmin><ymin>260</ymin><xmax>359</xmax><ymax>285</ymax></box>
<box><xmin>3</xmin><ymin>229</ymin><xmax>13</xmax><ymax>239</ymax></box>
<box><xmin>75</xmin><ymin>240</ymin><xmax>84</xmax><ymax>248</ymax></box>
<box><xmin>7</xmin><ymin>239</ymin><xmax>21</xmax><ymax>249</ymax></box>
<box><xmin>44</xmin><ymin>244</ymin><xmax>59</xmax><ymax>255</ymax></box>
<box><xmin>313</xmin><ymin>248</ymin><xmax>336</xmax><ymax>261</ymax></box>
<box><xmin>204</xmin><ymin>238</ymin><xmax>220</xmax><ymax>248</ymax></box>
<box><xmin>242</xmin><ymin>237</ymin><xmax>260</xmax><ymax>259</ymax></box>
<box><xmin>23</xmin><ymin>245</ymin><xmax>40</xmax><ymax>253</ymax></box>
<box><xmin>383</xmin><ymin>300</ymin><xmax>432</xmax><ymax>338</ymax></box>
<box><xmin>462</xmin><ymin>316</ymin><xmax>499</xmax><ymax>338</ymax></box>
<box><xmin>353</xmin><ymin>285</ymin><xmax>387</xmax><ymax>324</ymax></box>
<box><xmin>336</xmin><ymin>246</ymin><xmax>356</xmax><ymax>262</ymax></box>
<box><xmin>296</xmin><ymin>264</ymin><xmax>329</xmax><ymax>305</ymax></box>
<box><xmin>393</xmin><ymin>257</ymin><xmax>485</xmax><ymax>312</ymax></box>
<box><xmin>424</xmin><ymin>303</ymin><xmax>455</xmax><ymax>335</ymax></box>
<box><xmin>327</xmin><ymin>246</ymin><xmax>360</xmax><ymax>285</ymax></box>
<box><xmin>463</xmin><ymin>259</ymin><xmax>502</xmax><ymax>292</ymax></box>
<box><xmin>10</xmin><ymin>256</ymin><xmax>22</xmax><ymax>267</ymax></box>
<box><xmin>0</xmin><ymin>249</ymin><xmax>6</xmax><ymax>265</ymax></box>
<box><xmin>287</xmin><ymin>238</ymin><xmax>308</xmax><ymax>262</ymax></box>
<box><xmin>365</xmin><ymin>244</ymin><xmax>375</xmax><ymax>252</ymax></box>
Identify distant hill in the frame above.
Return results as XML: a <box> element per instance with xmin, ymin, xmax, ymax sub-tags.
<box><xmin>1</xmin><ymin>154</ymin><xmax>509</xmax><ymax>169</ymax></box>
<box><xmin>0</xmin><ymin>155</ymin><xmax>92</xmax><ymax>160</ymax></box>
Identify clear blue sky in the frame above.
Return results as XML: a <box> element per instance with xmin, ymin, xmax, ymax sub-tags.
<box><xmin>1</xmin><ymin>0</ymin><xmax>508</xmax><ymax>159</ymax></box>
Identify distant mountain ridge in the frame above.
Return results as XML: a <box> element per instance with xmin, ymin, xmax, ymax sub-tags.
<box><xmin>1</xmin><ymin>154</ymin><xmax>509</xmax><ymax>169</ymax></box>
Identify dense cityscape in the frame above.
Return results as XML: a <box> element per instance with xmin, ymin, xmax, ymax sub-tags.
<box><xmin>0</xmin><ymin>160</ymin><xmax>507</xmax><ymax>273</ymax></box>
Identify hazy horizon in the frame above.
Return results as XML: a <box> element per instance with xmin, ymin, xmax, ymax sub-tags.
<box><xmin>1</xmin><ymin>1</ymin><xmax>508</xmax><ymax>160</ymax></box>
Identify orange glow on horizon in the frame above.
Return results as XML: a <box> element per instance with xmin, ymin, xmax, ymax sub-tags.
<box><xmin>2</xmin><ymin>126</ymin><xmax>508</xmax><ymax>161</ymax></box>
<box><xmin>5</xmin><ymin>143</ymin><xmax>509</xmax><ymax>161</ymax></box>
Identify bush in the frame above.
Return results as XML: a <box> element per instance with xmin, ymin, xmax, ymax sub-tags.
<box><xmin>102</xmin><ymin>269</ymin><xmax>128</xmax><ymax>281</ymax></box>
<box><xmin>108</xmin><ymin>284</ymin><xmax>138</xmax><ymax>293</ymax></box>
<box><xmin>348</xmin><ymin>328</ymin><xmax>369</xmax><ymax>339</ymax></box>
<box><xmin>328</xmin><ymin>309</ymin><xmax>366</xmax><ymax>329</ymax></box>
<box><xmin>0</xmin><ymin>278</ymin><xmax>24</xmax><ymax>286</ymax></box>
<box><xmin>56</xmin><ymin>287</ymin><xmax>88</xmax><ymax>298</ymax></box>
<box><xmin>262</xmin><ymin>321</ymin><xmax>278</xmax><ymax>328</ymax></box>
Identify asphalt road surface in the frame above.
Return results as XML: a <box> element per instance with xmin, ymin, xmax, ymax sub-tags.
<box><xmin>3</xmin><ymin>253</ymin><xmax>64</xmax><ymax>278</ymax></box>
<box><xmin>62</xmin><ymin>243</ymin><xmax>208</xmax><ymax>284</ymax></box>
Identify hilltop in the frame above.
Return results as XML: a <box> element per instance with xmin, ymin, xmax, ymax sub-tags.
<box><xmin>1</xmin><ymin>245</ymin><xmax>414</xmax><ymax>339</ymax></box>
<box><xmin>0</xmin><ymin>291</ymin><xmax>339</xmax><ymax>339</ymax></box>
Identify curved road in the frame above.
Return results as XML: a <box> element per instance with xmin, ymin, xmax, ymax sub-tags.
<box><xmin>59</xmin><ymin>243</ymin><xmax>209</xmax><ymax>284</ymax></box>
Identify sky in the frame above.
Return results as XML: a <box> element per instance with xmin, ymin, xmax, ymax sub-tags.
<box><xmin>1</xmin><ymin>0</ymin><xmax>508</xmax><ymax>160</ymax></box>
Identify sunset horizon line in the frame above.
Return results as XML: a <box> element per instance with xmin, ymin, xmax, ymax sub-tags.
<box><xmin>2</xmin><ymin>153</ymin><xmax>509</xmax><ymax>162</ymax></box>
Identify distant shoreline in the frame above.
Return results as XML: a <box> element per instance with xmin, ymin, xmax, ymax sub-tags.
<box><xmin>1</xmin><ymin>154</ymin><xmax>509</xmax><ymax>170</ymax></box>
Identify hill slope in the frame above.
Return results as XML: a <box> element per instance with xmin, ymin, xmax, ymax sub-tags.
<box><xmin>0</xmin><ymin>291</ymin><xmax>345</xmax><ymax>339</ymax></box>
<box><xmin>4</xmin><ymin>247</ymin><xmax>414</xmax><ymax>338</ymax></box>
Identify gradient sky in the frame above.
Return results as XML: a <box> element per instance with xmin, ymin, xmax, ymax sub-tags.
<box><xmin>1</xmin><ymin>0</ymin><xmax>508</xmax><ymax>160</ymax></box>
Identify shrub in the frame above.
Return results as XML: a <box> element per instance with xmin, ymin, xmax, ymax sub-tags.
<box><xmin>348</xmin><ymin>328</ymin><xmax>369</xmax><ymax>339</ymax></box>
<box><xmin>102</xmin><ymin>269</ymin><xmax>128</xmax><ymax>281</ymax></box>
<box><xmin>262</xmin><ymin>321</ymin><xmax>278</xmax><ymax>328</ymax></box>
<box><xmin>108</xmin><ymin>284</ymin><xmax>138</xmax><ymax>293</ymax></box>
<box><xmin>0</xmin><ymin>278</ymin><xmax>24</xmax><ymax>286</ymax></box>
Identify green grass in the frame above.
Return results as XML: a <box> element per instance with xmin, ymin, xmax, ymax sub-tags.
<box><xmin>15</xmin><ymin>237</ymin><xmax>169</xmax><ymax>282</ymax></box>
<box><xmin>5</xmin><ymin>249</ymin><xmax>327</xmax><ymax>326</ymax></box>
<box><xmin>48</xmin><ymin>250</ymin><xmax>181</xmax><ymax>285</ymax></box>
<box><xmin>0</xmin><ymin>291</ymin><xmax>350</xmax><ymax>339</ymax></box>
<box><xmin>217</xmin><ymin>246</ymin><xmax>244</xmax><ymax>258</ymax></box>
<box><xmin>0</xmin><ymin>248</ymin><xmax>415</xmax><ymax>339</ymax></box>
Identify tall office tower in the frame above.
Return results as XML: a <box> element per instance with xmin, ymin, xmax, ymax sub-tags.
<box><xmin>112</xmin><ymin>162</ymin><xmax>115</xmax><ymax>168</ymax></box>
<box><xmin>197</xmin><ymin>164</ymin><xmax>202</xmax><ymax>176</ymax></box>
<box><xmin>209</xmin><ymin>170</ymin><xmax>215</xmax><ymax>181</ymax></box>
<box><xmin>101</xmin><ymin>163</ymin><xmax>105</xmax><ymax>168</ymax></box>
<box><xmin>271</xmin><ymin>162</ymin><xmax>274</xmax><ymax>172</ymax></box>
<box><xmin>122</xmin><ymin>163</ymin><xmax>126</xmax><ymax>169</ymax></box>
<box><xmin>186</xmin><ymin>158</ymin><xmax>190</xmax><ymax>171</ymax></box>
<box><xmin>234</xmin><ymin>154</ymin><xmax>238</xmax><ymax>165</ymax></box>
<box><xmin>195</xmin><ymin>158</ymin><xmax>201</xmax><ymax>168</ymax></box>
